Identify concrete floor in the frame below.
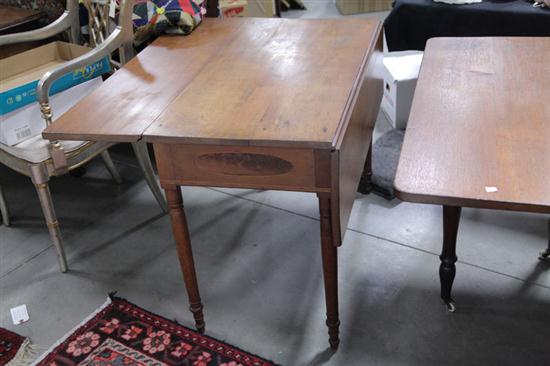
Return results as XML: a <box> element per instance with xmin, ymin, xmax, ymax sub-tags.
<box><xmin>1</xmin><ymin>1</ymin><xmax>550</xmax><ymax>365</ymax></box>
<box><xmin>1</xmin><ymin>110</ymin><xmax>549</xmax><ymax>365</ymax></box>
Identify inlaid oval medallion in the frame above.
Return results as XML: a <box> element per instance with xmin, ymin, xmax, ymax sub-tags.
<box><xmin>195</xmin><ymin>153</ymin><xmax>293</xmax><ymax>176</ymax></box>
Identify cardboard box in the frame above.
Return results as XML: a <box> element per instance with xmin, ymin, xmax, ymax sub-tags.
<box><xmin>336</xmin><ymin>0</ymin><xmax>392</xmax><ymax>15</ymax></box>
<box><xmin>0</xmin><ymin>41</ymin><xmax>110</xmax><ymax>115</ymax></box>
<box><xmin>1</xmin><ymin>77</ymin><xmax>103</xmax><ymax>146</ymax></box>
<box><xmin>219</xmin><ymin>0</ymin><xmax>275</xmax><ymax>18</ymax></box>
<box><xmin>380</xmin><ymin>53</ymin><xmax>423</xmax><ymax>130</ymax></box>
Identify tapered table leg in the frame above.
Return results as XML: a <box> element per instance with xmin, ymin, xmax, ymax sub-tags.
<box><xmin>165</xmin><ymin>186</ymin><xmax>205</xmax><ymax>332</ymax></box>
<box><xmin>317</xmin><ymin>193</ymin><xmax>340</xmax><ymax>349</ymax></box>
<box><xmin>539</xmin><ymin>217</ymin><xmax>550</xmax><ymax>261</ymax></box>
<box><xmin>440</xmin><ymin>205</ymin><xmax>461</xmax><ymax>312</ymax></box>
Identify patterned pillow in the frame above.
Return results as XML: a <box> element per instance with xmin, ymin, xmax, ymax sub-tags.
<box><xmin>132</xmin><ymin>0</ymin><xmax>205</xmax><ymax>46</ymax></box>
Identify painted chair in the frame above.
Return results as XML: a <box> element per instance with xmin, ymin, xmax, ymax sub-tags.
<box><xmin>0</xmin><ymin>0</ymin><xmax>168</xmax><ymax>273</ymax></box>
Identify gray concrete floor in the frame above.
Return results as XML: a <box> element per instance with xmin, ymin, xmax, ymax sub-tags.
<box><xmin>1</xmin><ymin>111</ymin><xmax>549</xmax><ymax>365</ymax></box>
<box><xmin>1</xmin><ymin>2</ymin><xmax>550</xmax><ymax>365</ymax></box>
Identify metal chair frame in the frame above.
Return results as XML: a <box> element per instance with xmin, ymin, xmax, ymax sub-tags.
<box><xmin>0</xmin><ymin>0</ymin><xmax>167</xmax><ymax>273</ymax></box>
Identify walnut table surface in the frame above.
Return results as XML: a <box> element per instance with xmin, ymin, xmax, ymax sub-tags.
<box><xmin>0</xmin><ymin>5</ymin><xmax>44</xmax><ymax>32</ymax></box>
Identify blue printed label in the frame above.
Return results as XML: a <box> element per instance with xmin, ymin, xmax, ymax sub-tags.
<box><xmin>1</xmin><ymin>57</ymin><xmax>111</xmax><ymax>115</ymax></box>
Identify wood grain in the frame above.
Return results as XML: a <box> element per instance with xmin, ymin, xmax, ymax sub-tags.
<box><xmin>331</xmin><ymin>28</ymin><xmax>383</xmax><ymax>245</ymax></box>
<box><xmin>143</xmin><ymin>18</ymin><xmax>380</xmax><ymax>149</ymax></box>
<box><xmin>0</xmin><ymin>6</ymin><xmax>44</xmax><ymax>32</ymax></box>
<box><xmin>44</xmin><ymin>17</ymin><xmax>382</xmax><ymax>149</ymax></box>
<box><xmin>395</xmin><ymin>37</ymin><xmax>550</xmax><ymax>214</ymax></box>
<box><xmin>43</xmin><ymin>19</ymin><xmax>248</xmax><ymax>142</ymax></box>
<box><xmin>154</xmin><ymin>144</ymin><xmax>331</xmax><ymax>192</ymax></box>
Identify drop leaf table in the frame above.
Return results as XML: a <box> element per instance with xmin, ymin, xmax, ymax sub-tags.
<box><xmin>43</xmin><ymin>17</ymin><xmax>384</xmax><ymax>348</ymax></box>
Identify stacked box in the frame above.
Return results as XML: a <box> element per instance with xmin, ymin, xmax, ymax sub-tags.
<box><xmin>0</xmin><ymin>41</ymin><xmax>110</xmax><ymax>145</ymax></box>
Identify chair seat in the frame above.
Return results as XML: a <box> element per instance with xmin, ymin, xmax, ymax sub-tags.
<box><xmin>0</xmin><ymin>135</ymin><xmax>87</xmax><ymax>163</ymax></box>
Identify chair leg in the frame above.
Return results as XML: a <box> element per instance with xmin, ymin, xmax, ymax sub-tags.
<box><xmin>34</xmin><ymin>181</ymin><xmax>68</xmax><ymax>272</ymax></box>
<box><xmin>0</xmin><ymin>185</ymin><xmax>10</xmax><ymax>226</ymax></box>
<box><xmin>100</xmin><ymin>150</ymin><xmax>123</xmax><ymax>184</ymax></box>
<box><xmin>131</xmin><ymin>142</ymin><xmax>168</xmax><ymax>213</ymax></box>
<box><xmin>30</xmin><ymin>164</ymin><xmax>68</xmax><ymax>273</ymax></box>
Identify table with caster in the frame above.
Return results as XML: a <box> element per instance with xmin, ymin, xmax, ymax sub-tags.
<box><xmin>395</xmin><ymin>37</ymin><xmax>550</xmax><ymax>313</ymax></box>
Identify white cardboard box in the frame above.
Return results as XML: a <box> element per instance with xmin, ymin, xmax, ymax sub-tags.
<box><xmin>380</xmin><ymin>53</ymin><xmax>423</xmax><ymax>130</ymax></box>
<box><xmin>1</xmin><ymin>41</ymin><xmax>110</xmax><ymax>146</ymax></box>
<box><xmin>0</xmin><ymin>78</ymin><xmax>103</xmax><ymax>146</ymax></box>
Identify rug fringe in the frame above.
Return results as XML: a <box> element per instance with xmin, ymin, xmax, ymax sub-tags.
<box><xmin>30</xmin><ymin>298</ymin><xmax>112</xmax><ymax>366</ymax></box>
<box><xmin>6</xmin><ymin>338</ymin><xmax>42</xmax><ymax>366</ymax></box>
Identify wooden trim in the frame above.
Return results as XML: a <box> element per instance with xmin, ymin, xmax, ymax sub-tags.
<box><xmin>395</xmin><ymin>189</ymin><xmax>550</xmax><ymax>215</ymax></box>
<box><xmin>154</xmin><ymin>143</ymin><xmax>333</xmax><ymax>193</ymax></box>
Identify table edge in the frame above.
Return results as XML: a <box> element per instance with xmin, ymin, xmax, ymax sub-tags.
<box><xmin>0</xmin><ymin>8</ymin><xmax>44</xmax><ymax>32</ymax></box>
<box><xmin>332</xmin><ymin>20</ymin><xmax>383</xmax><ymax>150</ymax></box>
<box><xmin>394</xmin><ymin>185</ymin><xmax>550</xmax><ymax>214</ymax></box>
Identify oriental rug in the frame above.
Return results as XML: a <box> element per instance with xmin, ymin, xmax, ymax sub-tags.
<box><xmin>0</xmin><ymin>327</ymin><xmax>31</xmax><ymax>366</ymax></box>
<box><xmin>32</xmin><ymin>297</ymin><xmax>274</xmax><ymax>366</ymax></box>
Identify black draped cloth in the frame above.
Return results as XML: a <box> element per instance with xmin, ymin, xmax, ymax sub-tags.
<box><xmin>384</xmin><ymin>0</ymin><xmax>550</xmax><ymax>51</ymax></box>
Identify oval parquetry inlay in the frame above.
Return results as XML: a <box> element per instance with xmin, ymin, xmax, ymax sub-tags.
<box><xmin>195</xmin><ymin>153</ymin><xmax>293</xmax><ymax>176</ymax></box>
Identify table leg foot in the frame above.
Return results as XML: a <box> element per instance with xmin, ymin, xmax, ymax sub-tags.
<box><xmin>318</xmin><ymin>193</ymin><xmax>340</xmax><ymax>350</ymax></box>
<box><xmin>190</xmin><ymin>302</ymin><xmax>205</xmax><ymax>333</ymax></box>
<box><xmin>327</xmin><ymin>319</ymin><xmax>340</xmax><ymax>349</ymax></box>
<box><xmin>166</xmin><ymin>186</ymin><xmax>206</xmax><ymax>333</ymax></box>
<box><xmin>440</xmin><ymin>206</ymin><xmax>461</xmax><ymax>312</ymax></box>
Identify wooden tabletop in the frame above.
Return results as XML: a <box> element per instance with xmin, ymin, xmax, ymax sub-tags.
<box><xmin>0</xmin><ymin>6</ymin><xmax>44</xmax><ymax>32</ymax></box>
<box><xmin>395</xmin><ymin>37</ymin><xmax>550</xmax><ymax>214</ymax></box>
<box><xmin>43</xmin><ymin>17</ymin><xmax>382</xmax><ymax>149</ymax></box>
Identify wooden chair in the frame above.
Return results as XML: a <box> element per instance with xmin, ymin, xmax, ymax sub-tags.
<box><xmin>0</xmin><ymin>0</ymin><xmax>168</xmax><ymax>273</ymax></box>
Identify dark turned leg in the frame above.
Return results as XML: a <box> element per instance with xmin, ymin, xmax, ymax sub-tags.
<box><xmin>539</xmin><ymin>217</ymin><xmax>550</xmax><ymax>261</ymax></box>
<box><xmin>440</xmin><ymin>205</ymin><xmax>462</xmax><ymax>313</ymax></box>
<box><xmin>165</xmin><ymin>186</ymin><xmax>205</xmax><ymax>333</ymax></box>
<box><xmin>357</xmin><ymin>141</ymin><xmax>373</xmax><ymax>194</ymax></box>
<box><xmin>317</xmin><ymin>193</ymin><xmax>340</xmax><ymax>349</ymax></box>
<box><xmin>274</xmin><ymin>0</ymin><xmax>282</xmax><ymax>17</ymax></box>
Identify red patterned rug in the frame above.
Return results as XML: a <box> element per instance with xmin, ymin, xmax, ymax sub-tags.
<box><xmin>0</xmin><ymin>327</ymin><xmax>27</xmax><ymax>366</ymax></box>
<box><xmin>33</xmin><ymin>297</ymin><xmax>275</xmax><ymax>366</ymax></box>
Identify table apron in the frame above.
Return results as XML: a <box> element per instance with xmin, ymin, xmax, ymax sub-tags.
<box><xmin>153</xmin><ymin>143</ymin><xmax>333</xmax><ymax>193</ymax></box>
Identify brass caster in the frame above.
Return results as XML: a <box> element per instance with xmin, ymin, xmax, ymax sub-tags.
<box><xmin>444</xmin><ymin>300</ymin><xmax>456</xmax><ymax>313</ymax></box>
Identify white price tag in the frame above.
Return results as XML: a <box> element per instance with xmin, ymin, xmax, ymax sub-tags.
<box><xmin>485</xmin><ymin>186</ymin><xmax>498</xmax><ymax>193</ymax></box>
<box><xmin>10</xmin><ymin>304</ymin><xmax>29</xmax><ymax>325</ymax></box>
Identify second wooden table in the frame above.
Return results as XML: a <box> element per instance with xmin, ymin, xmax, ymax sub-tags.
<box><xmin>395</xmin><ymin>37</ymin><xmax>550</xmax><ymax>312</ymax></box>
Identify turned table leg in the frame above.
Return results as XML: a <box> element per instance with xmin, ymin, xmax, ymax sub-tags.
<box><xmin>440</xmin><ymin>205</ymin><xmax>461</xmax><ymax>312</ymax></box>
<box><xmin>317</xmin><ymin>193</ymin><xmax>340</xmax><ymax>349</ymax></box>
<box><xmin>165</xmin><ymin>186</ymin><xmax>205</xmax><ymax>332</ymax></box>
<box><xmin>539</xmin><ymin>217</ymin><xmax>550</xmax><ymax>261</ymax></box>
